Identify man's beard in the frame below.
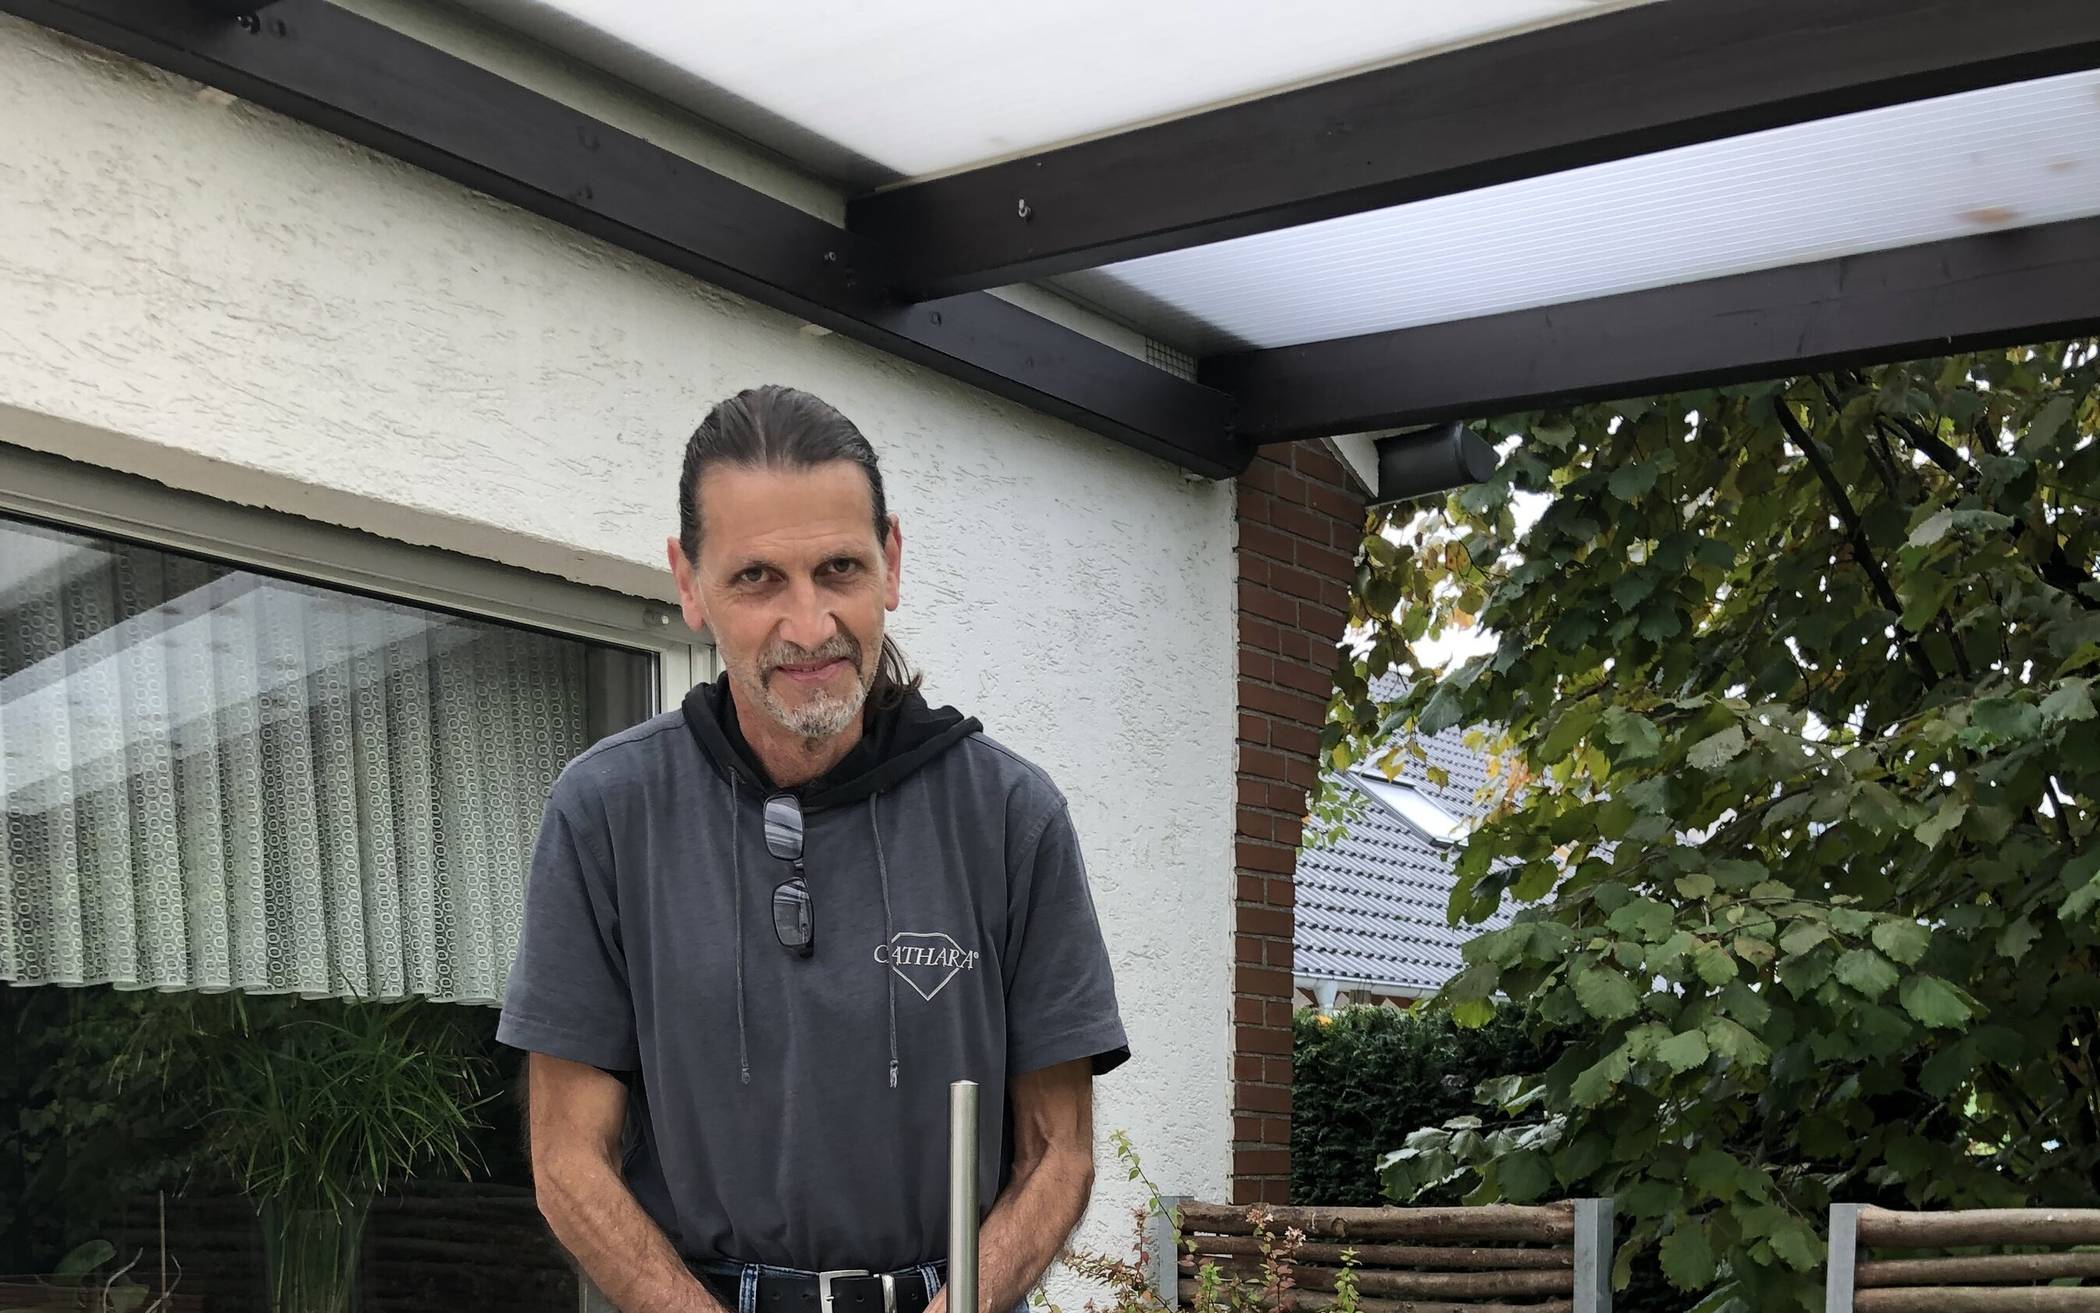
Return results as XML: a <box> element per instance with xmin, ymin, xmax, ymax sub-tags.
<box><xmin>729</xmin><ymin>632</ymin><xmax>874</xmax><ymax>740</ymax></box>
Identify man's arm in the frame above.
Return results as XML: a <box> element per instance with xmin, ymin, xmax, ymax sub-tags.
<box><xmin>932</xmin><ymin>1058</ymin><xmax>1097</xmax><ymax>1313</ymax></box>
<box><xmin>528</xmin><ymin>1052</ymin><xmax>730</xmax><ymax>1313</ymax></box>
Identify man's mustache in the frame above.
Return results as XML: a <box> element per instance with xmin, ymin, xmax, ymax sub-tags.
<box><xmin>761</xmin><ymin>634</ymin><xmax>861</xmax><ymax>673</ymax></box>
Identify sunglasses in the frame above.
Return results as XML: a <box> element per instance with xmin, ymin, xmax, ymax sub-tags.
<box><xmin>763</xmin><ymin>792</ymin><xmax>814</xmax><ymax>958</ymax></box>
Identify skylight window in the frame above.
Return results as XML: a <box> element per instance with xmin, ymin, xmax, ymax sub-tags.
<box><xmin>1352</xmin><ymin>772</ymin><xmax>1465</xmax><ymax>844</ymax></box>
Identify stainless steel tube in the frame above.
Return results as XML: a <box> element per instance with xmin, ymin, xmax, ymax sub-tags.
<box><xmin>948</xmin><ymin>1080</ymin><xmax>980</xmax><ymax>1313</ymax></box>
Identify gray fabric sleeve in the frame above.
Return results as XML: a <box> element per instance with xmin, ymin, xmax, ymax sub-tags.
<box><xmin>1002</xmin><ymin>802</ymin><xmax>1131</xmax><ymax>1078</ymax></box>
<box><xmin>496</xmin><ymin>782</ymin><xmax>640</xmax><ymax>1072</ymax></box>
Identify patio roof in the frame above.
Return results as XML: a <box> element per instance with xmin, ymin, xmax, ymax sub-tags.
<box><xmin>10</xmin><ymin>0</ymin><xmax>2100</xmax><ymax>489</ymax></box>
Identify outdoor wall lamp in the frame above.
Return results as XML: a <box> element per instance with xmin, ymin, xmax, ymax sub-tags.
<box><xmin>1367</xmin><ymin>422</ymin><xmax>1500</xmax><ymax>509</ymax></box>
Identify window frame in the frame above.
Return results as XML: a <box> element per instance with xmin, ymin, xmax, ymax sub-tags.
<box><xmin>0</xmin><ymin>441</ymin><xmax>714</xmax><ymax>714</ymax></box>
<box><xmin>1348</xmin><ymin>769</ymin><xmax>1465</xmax><ymax>845</ymax></box>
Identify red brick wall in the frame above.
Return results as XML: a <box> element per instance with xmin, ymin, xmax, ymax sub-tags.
<box><xmin>1231</xmin><ymin>440</ymin><xmax>1366</xmax><ymax>1204</ymax></box>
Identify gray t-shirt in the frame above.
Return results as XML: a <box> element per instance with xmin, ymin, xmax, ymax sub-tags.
<box><xmin>497</xmin><ymin>706</ymin><xmax>1129</xmax><ymax>1274</ymax></box>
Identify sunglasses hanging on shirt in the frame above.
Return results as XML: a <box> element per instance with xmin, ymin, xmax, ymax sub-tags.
<box><xmin>763</xmin><ymin>792</ymin><xmax>814</xmax><ymax>958</ymax></box>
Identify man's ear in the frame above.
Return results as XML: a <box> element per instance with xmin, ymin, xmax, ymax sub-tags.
<box><xmin>882</xmin><ymin>514</ymin><xmax>903</xmax><ymax>612</ymax></box>
<box><xmin>666</xmin><ymin>536</ymin><xmax>708</xmax><ymax>633</ymax></box>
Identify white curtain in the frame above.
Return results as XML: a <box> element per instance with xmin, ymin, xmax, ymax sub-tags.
<box><xmin>0</xmin><ymin>518</ymin><xmax>590</xmax><ymax>1004</ymax></box>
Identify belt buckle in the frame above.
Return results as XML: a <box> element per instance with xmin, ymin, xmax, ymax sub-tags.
<box><xmin>817</xmin><ymin>1269</ymin><xmax>872</xmax><ymax>1313</ymax></box>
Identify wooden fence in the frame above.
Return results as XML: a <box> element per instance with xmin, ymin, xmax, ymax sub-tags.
<box><xmin>1827</xmin><ymin>1205</ymin><xmax>2100</xmax><ymax>1312</ymax></box>
<box><xmin>1151</xmin><ymin>1200</ymin><xmax>1614</xmax><ymax>1313</ymax></box>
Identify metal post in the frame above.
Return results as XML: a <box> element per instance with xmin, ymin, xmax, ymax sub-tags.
<box><xmin>1827</xmin><ymin>1203</ymin><xmax>1863</xmax><ymax>1313</ymax></box>
<box><xmin>950</xmin><ymin>1081</ymin><xmax>981</xmax><ymax>1313</ymax></box>
<box><xmin>1573</xmin><ymin>1198</ymin><xmax>1615</xmax><ymax>1313</ymax></box>
<box><xmin>1147</xmin><ymin>1196</ymin><xmax>1187</xmax><ymax>1307</ymax></box>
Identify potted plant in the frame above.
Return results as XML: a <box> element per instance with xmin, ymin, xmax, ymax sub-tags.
<box><xmin>126</xmin><ymin>996</ymin><xmax>494</xmax><ymax>1313</ymax></box>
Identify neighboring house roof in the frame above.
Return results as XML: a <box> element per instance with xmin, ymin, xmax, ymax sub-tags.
<box><xmin>1293</xmin><ymin>679</ymin><xmax>1515</xmax><ymax>998</ymax></box>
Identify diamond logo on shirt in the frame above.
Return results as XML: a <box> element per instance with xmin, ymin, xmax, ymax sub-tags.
<box><xmin>873</xmin><ymin>931</ymin><xmax>980</xmax><ymax>1001</ymax></box>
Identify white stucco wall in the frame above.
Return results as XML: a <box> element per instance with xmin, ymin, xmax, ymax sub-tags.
<box><xmin>0</xmin><ymin>10</ymin><xmax>1236</xmax><ymax>1285</ymax></box>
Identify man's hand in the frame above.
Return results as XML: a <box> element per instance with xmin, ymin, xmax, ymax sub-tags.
<box><xmin>928</xmin><ymin>1058</ymin><xmax>1097</xmax><ymax>1313</ymax></box>
<box><xmin>528</xmin><ymin>1053</ymin><xmax>730</xmax><ymax>1313</ymax></box>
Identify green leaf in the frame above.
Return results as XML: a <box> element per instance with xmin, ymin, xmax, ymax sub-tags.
<box><xmin>1908</xmin><ymin>508</ymin><xmax>1955</xmax><ymax>547</ymax></box>
<box><xmin>1570</xmin><ymin>1047</ymin><xmax>1632</xmax><ymax>1107</ymax></box>
<box><xmin>1538</xmin><ymin>703</ymin><xmax>1598</xmax><ymax>762</ymax></box>
<box><xmin>1655</xmin><ymin>1029</ymin><xmax>1712</xmax><ymax>1073</ymax></box>
<box><xmin>1557</xmin><ymin>1131</ymin><xmax>1609</xmax><ymax>1183</ymax></box>
<box><xmin>1660</xmin><ymin>1220</ymin><xmax>1717</xmax><ymax>1291</ymax></box>
<box><xmin>1899</xmin><ymin>975</ymin><xmax>1974</xmax><ymax>1029</ymax></box>
<box><xmin>1703</xmin><ymin>1017</ymin><xmax>1773</xmax><ymax>1067</ymax></box>
<box><xmin>1675</xmin><ymin>873</ymin><xmax>1717</xmax><ymax>900</ymax></box>
<box><xmin>1779</xmin><ymin>921</ymin><xmax>1832</xmax><ymax>958</ymax></box>
<box><xmin>1835</xmin><ymin>948</ymin><xmax>1899</xmax><ymax>999</ymax></box>
<box><xmin>1692</xmin><ymin>940</ymin><xmax>1737</xmax><ymax>987</ymax></box>
<box><xmin>1899</xmin><ymin>568</ymin><xmax>1954</xmax><ymax>631</ymax></box>
<box><xmin>1449</xmin><ymin>997</ymin><xmax>1497</xmax><ymax>1028</ymax></box>
<box><xmin>1418</xmin><ymin>684</ymin><xmax>1466</xmax><ymax>736</ymax></box>
<box><xmin>1712</xmin><ymin>859</ymin><xmax>1770</xmax><ymax>890</ymax></box>
<box><xmin>1498</xmin><ymin>1149</ymin><xmax>1552</xmax><ymax>1202</ymax></box>
<box><xmin>1917</xmin><ymin>797</ymin><xmax>1968</xmax><ymax>850</ymax></box>
<box><xmin>1608</xmin><ymin>461</ymin><xmax>1660</xmax><ymax>500</ymax></box>
<box><xmin>2062</xmin><ymin>869</ymin><xmax>2100</xmax><ymax>923</ymax></box>
<box><xmin>1870</xmin><ymin>919</ymin><xmax>1931</xmax><ymax>966</ymax></box>
<box><xmin>1921</xmin><ymin>1040</ymin><xmax>1978</xmax><ymax>1099</ymax></box>
<box><xmin>1638</xmin><ymin>606</ymin><xmax>1685</xmax><ymax>643</ymax></box>
<box><xmin>1768</xmin><ymin>1218</ymin><xmax>1822</xmax><ymax>1272</ymax></box>
<box><xmin>1969</xmin><ymin>696</ymin><xmax>2042</xmax><ymax>744</ymax></box>
<box><xmin>1996</xmin><ymin>915</ymin><xmax>2040</xmax><ymax>963</ymax></box>
<box><xmin>1830</xmin><ymin>907</ymin><xmax>1874</xmax><ymax>936</ymax></box>
<box><xmin>1717</xmin><ymin>980</ymin><xmax>1772</xmax><ymax>1029</ymax></box>
<box><xmin>2022</xmin><ymin>394</ymin><xmax>2076</xmax><ymax>453</ymax></box>
<box><xmin>1612</xmin><ymin>571</ymin><xmax>1660</xmax><ymax>613</ymax></box>
<box><xmin>1448</xmin><ymin>961</ymin><xmax>1500</xmax><ymax>1003</ymax></box>
<box><xmin>2041</xmin><ymin>679</ymin><xmax>2097</xmax><ymax>726</ymax></box>
<box><xmin>1467</xmin><ymin>927</ymin><xmax>1527</xmax><ymax>968</ymax></box>
<box><xmin>1687</xmin><ymin>1149</ymin><xmax>1742</xmax><ymax>1202</ymax></box>
<box><xmin>1599</xmin><ymin>706</ymin><xmax>1664</xmax><ymax>761</ymax></box>
<box><xmin>1573</xmin><ymin>964</ymin><xmax>1642</xmax><ymax>1021</ymax></box>
<box><xmin>1687</xmin><ymin>725</ymin><xmax>1747</xmax><ymax>772</ymax></box>
<box><xmin>56</xmin><ymin>1241</ymin><xmax>115</xmax><ymax>1279</ymax></box>
<box><xmin>1607</xmin><ymin>897</ymin><xmax>1675</xmax><ymax>943</ymax></box>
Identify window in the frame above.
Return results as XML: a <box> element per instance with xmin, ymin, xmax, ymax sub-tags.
<box><xmin>1351</xmin><ymin>770</ymin><xmax>1466</xmax><ymax>844</ymax></box>
<box><xmin>0</xmin><ymin>443</ymin><xmax>711</xmax><ymax>1004</ymax></box>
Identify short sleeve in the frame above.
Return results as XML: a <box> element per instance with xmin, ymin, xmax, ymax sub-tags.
<box><xmin>496</xmin><ymin>785</ymin><xmax>640</xmax><ymax>1072</ymax></box>
<box><xmin>1002</xmin><ymin>803</ymin><xmax>1130</xmax><ymax>1078</ymax></box>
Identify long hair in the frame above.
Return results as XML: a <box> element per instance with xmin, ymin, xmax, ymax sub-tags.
<box><xmin>677</xmin><ymin>385</ymin><xmax>920</xmax><ymax>710</ymax></box>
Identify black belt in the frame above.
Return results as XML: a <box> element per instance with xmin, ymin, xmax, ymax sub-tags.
<box><xmin>699</xmin><ymin>1267</ymin><xmax>937</xmax><ymax>1313</ymax></box>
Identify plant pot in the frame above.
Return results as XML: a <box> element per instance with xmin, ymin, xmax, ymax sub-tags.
<box><xmin>259</xmin><ymin>1200</ymin><xmax>369</xmax><ymax>1313</ymax></box>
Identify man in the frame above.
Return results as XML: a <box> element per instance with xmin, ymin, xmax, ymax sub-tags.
<box><xmin>498</xmin><ymin>385</ymin><xmax>1129</xmax><ymax>1313</ymax></box>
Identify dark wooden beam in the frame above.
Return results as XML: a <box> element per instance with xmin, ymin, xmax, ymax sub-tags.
<box><xmin>1201</xmin><ymin>218</ymin><xmax>2100</xmax><ymax>442</ymax></box>
<box><xmin>848</xmin><ymin>0</ymin><xmax>2100</xmax><ymax>297</ymax></box>
<box><xmin>3</xmin><ymin>0</ymin><xmax>1245</xmax><ymax>476</ymax></box>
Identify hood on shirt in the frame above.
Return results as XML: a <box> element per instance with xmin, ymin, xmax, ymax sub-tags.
<box><xmin>680</xmin><ymin>671</ymin><xmax>982</xmax><ymax>806</ymax></box>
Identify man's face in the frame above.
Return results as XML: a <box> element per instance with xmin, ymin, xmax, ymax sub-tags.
<box><xmin>667</xmin><ymin>461</ymin><xmax>902</xmax><ymax>741</ymax></box>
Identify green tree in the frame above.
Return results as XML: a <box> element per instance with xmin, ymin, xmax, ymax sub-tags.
<box><xmin>1345</xmin><ymin>343</ymin><xmax>2100</xmax><ymax>1312</ymax></box>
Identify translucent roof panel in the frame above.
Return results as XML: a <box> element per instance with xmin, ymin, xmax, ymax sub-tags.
<box><xmin>1056</xmin><ymin>68</ymin><xmax>2100</xmax><ymax>353</ymax></box>
<box><xmin>467</xmin><ymin>0</ymin><xmax>1646</xmax><ymax>182</ymax></box>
